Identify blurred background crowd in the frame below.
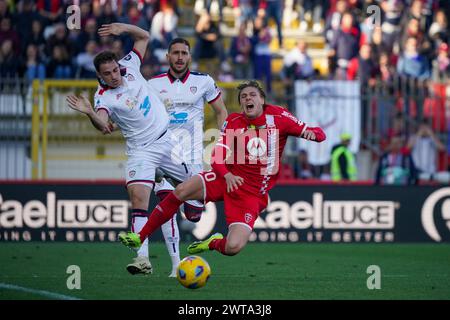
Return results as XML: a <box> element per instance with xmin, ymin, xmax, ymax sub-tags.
<box><xmin>0</xmin><ymin>0</ymin><xmax>450</xmax><ymax>184</ymax></box>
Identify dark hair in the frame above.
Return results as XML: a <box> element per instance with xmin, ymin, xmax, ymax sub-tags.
<box><xmin>237</xmin><ymin>80</ymin><xmax>266</xmax><ymax>104</ymax></box>
<box><xmin>94</xmin><ymin>51</ymin><xmax>118</xmax><ymax>72</ymax></box>
<box><xmin>168</xmin><ymin>38</ymin><xmax>191</xmax><ymax>53</ymax></box>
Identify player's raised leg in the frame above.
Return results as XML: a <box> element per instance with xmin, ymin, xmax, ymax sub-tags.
<box><xmin>119</xmin><ymin>175</ymin><xmax>204</xmax><ymax>249</ymax></box>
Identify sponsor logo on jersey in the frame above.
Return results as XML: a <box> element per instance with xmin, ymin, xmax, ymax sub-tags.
<box><xmin>190</xmin><ymin>86</ymin><xmax>197</xmax><ymax>94</ymax></box>
<box><xmin>163</xmin><ymin>98</ymin><xmax>173</xmax><ymax>109</ymax></box>
<box><xmin>247</xmin><ymin>137</ymin><xmax>267</xmax><ymax>158</ymax></box>
<box><xmin>281</xmin><ymin>110</ymin><xmax>304</xmax><ymax>126</ymax></box>
<box><xmin>125</xmin><ymin>97</ymin><xmax>138</xmax><ymax>110</ymax></box>
<box><xmin>169</xmin><ymin>111</ymin><xmax>188</xmax><ymax>124</ymax></box>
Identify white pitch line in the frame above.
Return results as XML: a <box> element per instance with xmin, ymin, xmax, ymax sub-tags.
<box><xmin>0</xmin><ymin>283</ymin><xmax>82</xmax><ymax>300</ymax></box>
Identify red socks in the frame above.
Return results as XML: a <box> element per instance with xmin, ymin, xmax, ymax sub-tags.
<box><xmin>209</xmin><ymin>238</ymin><xmax>229</xmax><ymax>255</ymax></box>
<box><xmin>139</xmin><ymin>192</ymin><xmax>182</xmax><ymax>242</ymax></box>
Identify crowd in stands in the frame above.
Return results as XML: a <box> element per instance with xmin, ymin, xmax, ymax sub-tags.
<box><xmin>1</xmin><ymin>0</ymin><xmax>449</xmax><ymax>83</ymax></box>
<box><xmin>0</xmin><ymin>0</ymin><xmax>449</xmax><ymax>184</ymax></box>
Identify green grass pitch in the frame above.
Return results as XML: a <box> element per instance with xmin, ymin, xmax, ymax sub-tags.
<box><xmin>0</xmin><ymin>242</ymin><xmax>449</xmax><ymax>300</ymax></box>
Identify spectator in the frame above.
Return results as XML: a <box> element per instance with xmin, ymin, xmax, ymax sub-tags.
<box><xmin>23</xmin><ymin>43</ymin><xmax>46</xmax><ymax>81</ymax></box>
<box><xmin>324</xmin><ymin>0</ymin><xmax>348</xmax><ymax>75</ymax></box>
<box><xmin>232</xmin><ymin>0</ymin><xmax>257</xmax><ymax>30</ymax></box>
<box><xmin>36</xmin><ymin>0</ymin><xmax>64</xmax><ymax>25</ymax></box>
<box><xmin>203</xmin><ymin>0</ymin><xmax>225</xmax><ymax>22</ymax></box>
<box><xmin>407</xmin><ymin>120</ymin><xmax>446</xmax><ymax>181</ymax></box>
<box><xmin>259</xmin><ymin>0</ymin><xmax>283</xmax><ymax>48</ymax></box>
<box><xmin>110</xmin><ymin>38</ymin><xmax>124</xmax><ymax>60</ymax></box>
<box><xmin>15</xmin><ymin>0</ymin><xmax>42</xmax><ymax>49</ymax></box>
<box><xmin>46</xmin><ymin>22</ymin><xmax>74</xmax><ymax>58</ymax></box>
<box><xmin>347</xmin><ymin>43</ymin><xmax>378</xmax><ymax>85</ymax></box>
<box><xmin>283</xmin><ymin>39</ymin><xmax>314</xmax><ymax>79</ymax></box>
<box><xmin>432</xmin><ymin>42</ymin><xmax>450</xmax><ymax>81</ymax></box>
<box><xmin>329</xmin><ymin>12</ymin><xmax>360</xmax><ymax>80</ymax></box>
<box><xmin>330</xmin><ymin>133</ymin><xmax>357</xmax><ymax>181</ymax></box>
<box><xmin>192</xmin><ymin>11</ymin><xmax>226</xmax><ymax>66</ymax></box>
<box><xmin>229</xmin><ymin>23</ymin><xmax>253</xmax><ymax>79</ymax></box>
<box><xmin>46</xmin><ymin>44</ymin><xmax>73</xmax><ymax>79</ymax></box>
<box><xmin>27</xmin><ymin>19</ymin><xmax>46</xmax><ymax>56</ymax></box>
<box><xmin>428</xmin><ymin>9</ymin><xmax>449</xmax><ymax>44</ymax></box>
<box><xmin>378</xmin><ymin>51</ymin><xmax>396</xmax><ymax>85</ymax></box>
<box><xmin>375</xmin><ymin>135</ymin><xmax>418</xmax><ymax>185</ymax></box>
<box><xmin>294</xmin><ymin>149</ymin><xmax>313</xmax><ymax>179</ymax></box>
<box><xmin>75</xmin><ymin>40</ymin><xmax>98</xmax><ymax>79</ymax></box>
<box><xmin>0</xmin><ymin>39</ymin><xmax>21</xmax><ymax>78</ymax></box>
<box><xmin>324</xmin><ymin>0</ymin><xmax>348</xmax><ymax>45</ymax></box>
<box><xmin>370</xmin><ymin>26</ymin><xmax>391</xmax><ymax>63</ymax></box>
<box><xmin>380</xmin><ymin>0</ymin><xmax>404</xmax><ymax>54</ymax></box>
<box><xmin>150</xmin><ymin>4</ymin><xmax>178</xmax><ymax>56</ymax></box>
<box><xmin>282</xmin><ymin>39</ymin><xmax>314</xmax><ymax>110</ymax></box>
<box><xmin>0</xmin><ymin>0</ymin><xmax>12</xmax><ymax>20</ymax></box>
<box><xmin>252</xmin><ymin>15</ymin><xmax>273</xmax><ymax>93</ymax></box>
<box><xmin>75</xmin><ymin>18</ymin><xmax>100</xmax><ymax>55</ymax></box>
<box><xmin>96</xmin><ymin>0</ymin><xmax>118</xmax><ymax>27</ymax></box>
<box><xmin>400</xmin><ymin>0</ymin><xmax>428</xmax><ymax>34</ymax></box>
<box><xmin>397</xmin><ymin>36</ymin><xmax>431</xmax><ymax>80</ymax></box>
<box><xmin>298</xmin><ymin>0</ymin><xmax>327</xmax><ymax>33</ymax></box>
<box><xmin>399</xmin><ymin>18</ymin><xmax>433</xmax><ymax>57</ymax></box>
<box><xmin>0</xmin><ymin>16</ymin><xmax>21</xmax><ymax>55</ymax></box>
<box><xmin>79</xmin><ymin>1</ymin><xmax>95</xmax><ymax>29</ymax></box>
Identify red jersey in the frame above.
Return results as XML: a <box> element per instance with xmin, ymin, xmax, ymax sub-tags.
<box><xmin>211</xmin><ymin>104</ymin><xmax>326</xmax><ymax>195</ymax></box>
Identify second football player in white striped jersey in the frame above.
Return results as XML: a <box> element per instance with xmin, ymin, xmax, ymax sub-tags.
<box><xmin>147</xmin><ymin>38</ymin><xmax>228</xmax><ymax>272</ymax></box>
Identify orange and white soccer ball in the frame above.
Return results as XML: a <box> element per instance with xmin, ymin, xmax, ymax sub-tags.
<box><xmin>176</xmin><ymin>256</ymin><xmax>211</xmax><ymax>289</ymax></box>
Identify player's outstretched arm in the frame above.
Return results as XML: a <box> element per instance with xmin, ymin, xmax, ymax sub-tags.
<box><xmin>98</xmin><ymin>23</ymin><xmax>149</xmax><ymax>59</ymax></box>
<box><xmin>66</xmin><ymin>95</ymin><xmax>111</xmax><ymax>133</ymax></box>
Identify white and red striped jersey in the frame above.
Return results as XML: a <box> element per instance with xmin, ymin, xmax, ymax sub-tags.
<box><xmin>147</xmin><ymin>70</ymin><xmax>222</xmax><ymax>165</ymax></box>
<box><xmin>211</xmin><ymin>104</ymin><xmax>326</xmax><ymax>195</ymax></box>
<box><xmin>93</xmin><ymin>49</ymin><xmax>169</xmax><ymax>151</ymax></box>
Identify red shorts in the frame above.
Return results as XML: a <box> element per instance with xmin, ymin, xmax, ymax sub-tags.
<box><xmin>198</xmin><ymin>171</ymin><xmax>268</xmax><ymax>230</ymax></box>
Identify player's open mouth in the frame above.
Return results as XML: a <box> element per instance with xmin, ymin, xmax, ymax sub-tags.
<box><xmin>246</xmin><ymin>104</ymin><xmax>254</xmax><ymax>111</ymax></box>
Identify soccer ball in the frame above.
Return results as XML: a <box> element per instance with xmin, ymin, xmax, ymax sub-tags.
<box><xmin>176</xmin><ymin>255</ymin><xmax>211</xmax><ymax>289</ymax></box>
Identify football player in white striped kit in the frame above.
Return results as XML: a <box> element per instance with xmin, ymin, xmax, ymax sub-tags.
<box><xmin>66</xmin><ymin>24</ymin><xmax>202</xmax><ymax>277</ymax></box>
<box><xmin>148</xmin><ymin>38</ymin><xmax>228</xmax><ymax>276</ymax></box>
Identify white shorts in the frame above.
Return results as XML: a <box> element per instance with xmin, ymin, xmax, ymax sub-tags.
<box><xmin>154</xmin><ymin>163</ymin><xmax>203</xmax><ymax>193</ymax></box>
<box><xmin>125</xmin><ymin>130</ymin><xmax>191</xmax><ymax>189</ymax></box>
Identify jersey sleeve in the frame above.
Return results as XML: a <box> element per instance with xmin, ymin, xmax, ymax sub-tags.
<box><xmin>93</xmin><ymin>92</ymin><xmax>111</xmax><ymax>115</ymax></box>
<box><xmin>204</xmin><ymin>75</ymin><xmax>222</xmax><ymax>104</ymax></box>
<box><xmin>280</xmin><ymin>109</ymin><xmax>308</xmax><ymax>137</ymax></box>
<box><xmin>118</xmin><ymin>49</ymin><xmax>143</xmax><ymax>71</ymax></box>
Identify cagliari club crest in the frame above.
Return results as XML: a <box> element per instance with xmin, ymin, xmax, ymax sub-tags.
<box><xmin>190</xmin><ymin>86</ymin><xmax>197</xmax><ymax>94</ymax></box>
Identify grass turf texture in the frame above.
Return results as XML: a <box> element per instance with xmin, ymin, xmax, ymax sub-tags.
<box><xmin>0</xmin><ymin>243</ymin><xmax>449</xmax><ymax>300</ymax></box>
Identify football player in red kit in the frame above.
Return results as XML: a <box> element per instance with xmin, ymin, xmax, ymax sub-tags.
<box><xmin>119</xmin><ymin>80</ymin><xmax>326</xmax><ymax>256</ymax></box>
